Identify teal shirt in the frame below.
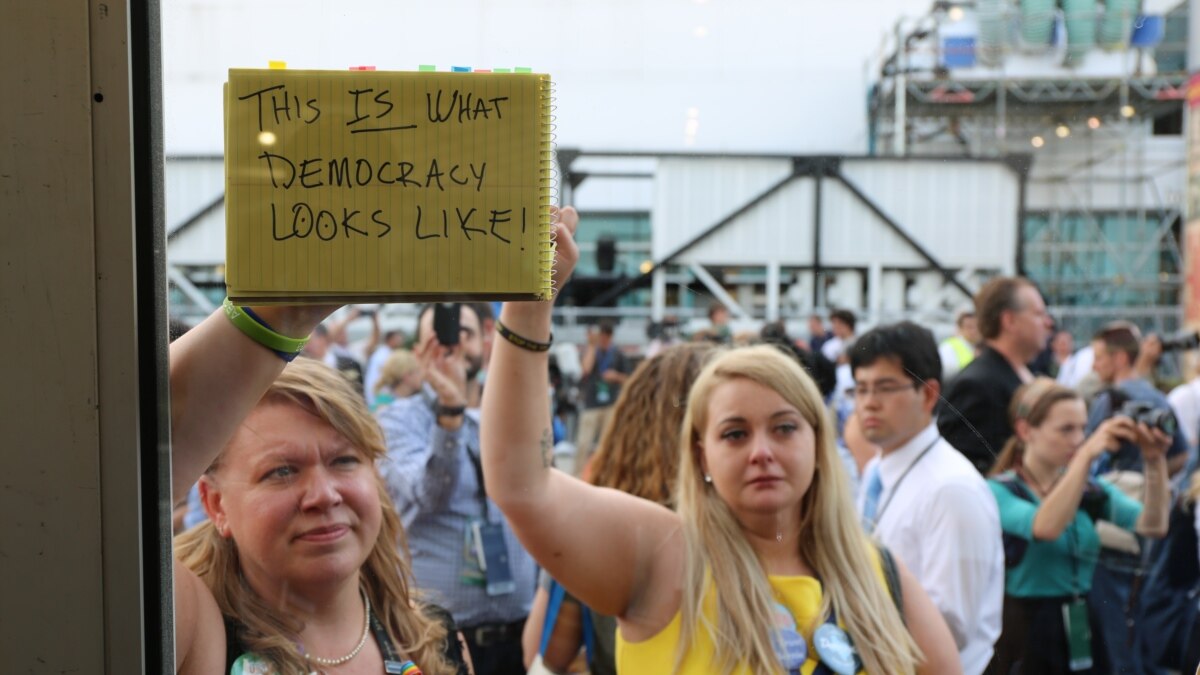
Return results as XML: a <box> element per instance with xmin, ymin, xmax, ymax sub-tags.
<box><xmin>988</xmin><ymin>473</ymin><xmax>1142</xmax><ymax>598</ymax></box>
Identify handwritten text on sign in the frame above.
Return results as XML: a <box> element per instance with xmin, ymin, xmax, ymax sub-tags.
<box><xmin>225</xmin><ymin>69</ymin><xmax>548</xmax><ymax>297</ymax></box>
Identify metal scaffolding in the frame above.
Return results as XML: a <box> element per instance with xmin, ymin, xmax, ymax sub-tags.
<box><xmin>867</xmin><ymin>1</ymin><xmax>1189</xmax><ymax>339</ymax></box>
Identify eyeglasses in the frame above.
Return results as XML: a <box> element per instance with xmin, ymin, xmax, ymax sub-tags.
<box><xmin>847</xmin><ymin>380</ymin><xmax>921</xmax><ymax>401</ymax></box>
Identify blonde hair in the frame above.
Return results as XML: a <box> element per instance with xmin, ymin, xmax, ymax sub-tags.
<box><xmin>675</xmin><ymin>345</ymin><xmax>920</xmax><ymax>675</ymax></box>
<box><xmin>375</xmin><ymin>349</ymin><xmax>420</xmax><ymax>397</ymax></box>
<box><xmin>588</xmin><ymin>343</ymin><xmax>716</xmax><ymax>505</ymax></box>
<box><xmin>989</xmin><ymin>377</ymin><xmax>1081</xmax><ymax>477</ymax></box>
<box><xmin>174</xmin><ymin>358</ymin><xmax>455</xmax><ymax>675</ymax></box>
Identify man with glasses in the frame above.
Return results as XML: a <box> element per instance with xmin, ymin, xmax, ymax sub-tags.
<box><xmin>938</xmin><ymin>276</ymin><xmax>1052</xmax><ymax>473</ymax></box>
<box><xmin>852</xmin><ymin>321</ymin><xmax>1003</xmax><ymax>675</ymax></box>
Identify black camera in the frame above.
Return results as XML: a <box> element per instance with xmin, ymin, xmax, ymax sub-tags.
<box><xmin>1079</xmin><ymin>481</ymin><xmax>1110</xmax><ymax>523</ymax></box>
<box><xmin>1160</xmin><ymin>331</ymin><xmax>1200</xmax><ymax>353</ymax></box>
<box><xmin>1117</xmin><ymin>400</ymin><xmax>1177</xmax><ymax>437</ymax></box>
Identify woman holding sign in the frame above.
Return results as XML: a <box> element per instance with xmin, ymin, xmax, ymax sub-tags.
<box><xmin>170</xmin><ymin>304</ymin><xmax>468</xmax><ymax>674</ymax></box>
<box><xmin>481</xmin><ymin>209</ymin><xmax>959</xmax><ymax>674</ymax></box>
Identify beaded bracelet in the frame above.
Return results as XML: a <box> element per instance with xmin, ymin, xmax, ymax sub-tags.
<box><xmin>496</xmin><ymin>320</ymin><xmax>552</xmax><ymax>353</ymax></box>
<box><xmin>222</xmin><ymin>298</ymin><xmax>310</xmax><ymax>362</ymax></box>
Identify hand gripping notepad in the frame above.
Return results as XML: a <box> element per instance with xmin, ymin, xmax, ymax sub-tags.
<box><xmin>223</xmin><ymin>68</ymin><xmax>556</xmax><ymax>303</ymax></box>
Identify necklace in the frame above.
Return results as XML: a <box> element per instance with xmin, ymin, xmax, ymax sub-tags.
<box><xmin>304</xmin><ymin>587</ymin><xmax>371</xmax><ymax>668</ymax></box>
<box><xmin>1019</xmin><ymin>463</ymin><xmax>1058</xmax><ymax>498</ymax></box>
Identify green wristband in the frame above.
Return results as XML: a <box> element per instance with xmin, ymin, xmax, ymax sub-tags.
<box><xmin>222</xmin><ymin>298</ymin><xmax>310</xmax><ymax>360</ymax></box>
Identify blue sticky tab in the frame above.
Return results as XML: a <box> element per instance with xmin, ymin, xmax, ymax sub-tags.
<box><xmin>451</xmin><ymin>66</ymin><xmax>471</xmax><ymax>72</ymax></box>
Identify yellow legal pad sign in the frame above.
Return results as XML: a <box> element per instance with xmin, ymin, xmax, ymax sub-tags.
<box><xmin>224</xmin><ymin>68</ymin><xmax>555</xmax><ymax>303</ymax></box>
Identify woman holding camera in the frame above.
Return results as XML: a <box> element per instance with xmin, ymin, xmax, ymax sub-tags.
<box><xmin>987</xmin><ymin>378</ymin><xmax>1170</xmax><ymax>675</ymax></box>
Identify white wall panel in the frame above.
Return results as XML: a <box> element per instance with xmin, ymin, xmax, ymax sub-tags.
<box><xmin>676</xmin><ymin>177</ymin><xmax>814</xmax><ymax>266</ymax></box>
<box><xmin>819</xmin><ymin>178</ymin><xmax>928</xmax><ymax>267</ymax></box>
<box><xmin>839</xmin><ymin>159</ymin><xmax>1020</xmax><ymax>273</ymax></box>
<box><xmin>654</xmin><ymin>157</ymin><xmax>1019</xmax><ymax>274</ymax></box>
<box><xmin>165</xmin><ymin>157</ymin><xmax>224</xmax><ymax>234</ymax></box>
<box><xmin>573</xmin><ymin>176</ymin><xmax>654</xmax><ymax>212</ymax></box>
<box><xmin>652</xmin><ymin>157</ymin><xmax>792</xmax><ymax>259</ymax></box>
<box><xmin>169</xmin><ymin>209</ymin><xmax>227</xmax><ymax>266</ymax></box>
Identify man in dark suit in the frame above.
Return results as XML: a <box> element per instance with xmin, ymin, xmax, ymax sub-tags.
<box><xmin>937</xmin><ymin>276</ymin><xmax>1052</xmax><ymax>473</ymax></box>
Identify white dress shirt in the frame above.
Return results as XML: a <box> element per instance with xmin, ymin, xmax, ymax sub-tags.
<box><xmin>1168</xmin><ymin>378</ymin><xmax>1200</xmax><ymax>450</ymax></box>
<box><xmin>821</xmin><ymin>335</ymin><xmax>845</xmax><ymax>362</ymax></box>
<box><xmin>857</xmin><ymin>423</ymin><xmax>1004</xmax><ymax>675</ymax></box>
<box><xmin>1056</xmin><ymin>345</ymin><xmax>1094</xmax><ymax>389</ymax></box>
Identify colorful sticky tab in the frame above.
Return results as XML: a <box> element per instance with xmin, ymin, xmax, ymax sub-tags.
<box><xmin>349</xmin><ymin>65</ymin><xmax>377</xmax><ymax>71</ymax></box>
<box><xmin>493</xmin><ymin>68</ymin><xmax>512</xmax><ymax>73</ymax></box>
<box><xmin>473</xmin><ymin>69</ymin><xmax>492</xmax><ymax>73</ymax></box>
<box><xmin>268</xmin><ymin>60</ymin><xmax>287</xmax><ymax>69</ymax></box>
<box><xmin>418</xmin><ymin>64</ymin><xmax>436</xmax><ymax>71</ymax></box>
<box><xmin>514</xmin><ymin>67</ymin><xmax>532</xmax><ymax>73</ymax></box>
<box><xmin>451</xmin><ymin>66</ymin><xmax>471</xmax><ymax>72</ymax></box>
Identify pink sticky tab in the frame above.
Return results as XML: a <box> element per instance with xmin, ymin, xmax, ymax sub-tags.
<box><xmin>474</xmin><ymin>68</ymin><xmax>492</xmax><ymax>73</ymax></box>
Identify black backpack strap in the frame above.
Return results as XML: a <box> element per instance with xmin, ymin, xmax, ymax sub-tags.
<box><xmin>994</xmin><ymin>471</ymin><xmax>1036</xmax><ymax>569</ymax></box>
<box><xmin>995</xmin><ymin>471</ymin><xmax>1035</xmax><ymax>503</ymax></box>
<box><xmin>875</xmin><ymin>542</ymin><xmax>905</xmax><ymax>622</ymax></box>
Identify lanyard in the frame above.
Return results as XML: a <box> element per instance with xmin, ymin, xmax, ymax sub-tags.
<box><xmin>865</xmin><ymin>437</ymin><xmax>939</xmax><ymax>534</ymax></box>
<box><xmin>466</xmin><ymin>443</ymin><xmax>491</xmax><ymax>522</ymax></box>
<box><xmin>1015</xmin><ymin>469</ymin><xmax>1086</xmax><ymax>598</ymax></box>
<box><xmin>370</xmin><ymin>607</ymin><xmax>426</xmax><ymax>674</ymax></box>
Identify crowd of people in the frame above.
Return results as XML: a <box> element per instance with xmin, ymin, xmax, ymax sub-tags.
<box><xmin>169</xmin><ymin>207</ymin><xmax>1200</xmax><ymax>674</ymax></box>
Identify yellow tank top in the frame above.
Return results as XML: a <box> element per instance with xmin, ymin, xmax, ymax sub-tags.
<box><xmin>616</xmin><ymin>551</ymin><xmax>887</xmax><ymax>674</ymax></box>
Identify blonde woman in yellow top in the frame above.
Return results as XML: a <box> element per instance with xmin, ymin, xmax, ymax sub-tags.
<box><xmin>481</xmin><ymin>208</ymin><xmax>960</xmax><ymax>675</ymax></box>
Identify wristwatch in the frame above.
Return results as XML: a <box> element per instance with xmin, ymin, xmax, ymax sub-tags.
<box><xmin>435</xmin><ymin>403</ymin><xmax>466</xmax><ymax>418</ymax></box>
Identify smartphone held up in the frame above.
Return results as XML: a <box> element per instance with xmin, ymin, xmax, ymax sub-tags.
<box><xmin>433</xmin><ymin>303</ymin><xmax>461</xmax><ymax>348</ymax></box>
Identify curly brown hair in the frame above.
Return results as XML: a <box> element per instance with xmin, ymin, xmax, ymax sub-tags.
<box><xmin>586</xmin><ymin>343</ymin><xmax>716</xmax><ymax>505</ymax></box>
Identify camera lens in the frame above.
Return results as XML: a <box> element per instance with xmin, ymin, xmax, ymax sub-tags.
<box><xmin>1149</xmin><ymin>408</ymin><xmax>1177</xmax><ymax>436</ymax></box>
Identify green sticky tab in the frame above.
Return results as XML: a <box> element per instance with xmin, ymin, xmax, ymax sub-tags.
<box><xmin>418</xmin><ymin>64</ymin><xmax>436</xmax><ymax>71</ymax></box>
<box><xmin>493</xmin><ymin>68</ymin><xmax>512</xmax><ymax>73</ymax></box>
<box><xmin>514</xmin><ymin>67</ymin><xmax>532</xmax><ymax>73</ymax></box>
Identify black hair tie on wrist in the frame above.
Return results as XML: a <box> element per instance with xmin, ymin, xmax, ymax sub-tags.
<box><xmin>496</xmin><ymin>321</ymin><xmax>552</xmax><ymax>352</ymax></box>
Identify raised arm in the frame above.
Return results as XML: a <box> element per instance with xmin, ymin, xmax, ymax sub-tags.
<box><xmin>169</xmin><ymin>305</ymin><xmax>333</xmax><ymax>498</ymax></box>
<box><xmin>1031</xmin><ymin>419</ymin><xmax>1126</xmax><ymax>540</ymax></box>
<box><xmin>481</xmin><ymin>208</ymin><xmax>681</xmax><ymax>618</ymax></box>
<box><xmin>377</xmin><ymin>335</ymin><xmax>471</xmax><ymax>516</ymax></box>
<box><xmin>1134</xmin><ymin>423</ymin><xmax>1171</xmax><ymax>538</ymax></box>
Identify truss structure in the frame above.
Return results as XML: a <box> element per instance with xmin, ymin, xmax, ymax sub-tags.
<box><xmin>868</xmin><ymin>11</ymin><xmax>1188</xmax><ymax>338</ymax></box>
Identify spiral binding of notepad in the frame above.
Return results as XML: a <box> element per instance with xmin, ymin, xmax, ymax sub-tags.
<box><xmin>539</xmin><ymin>75</ymin><xmax>558</xmax><ymax>300</ymax></box>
